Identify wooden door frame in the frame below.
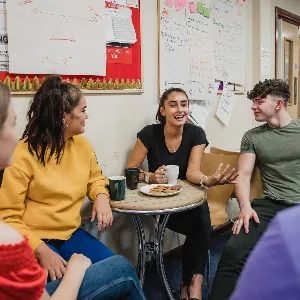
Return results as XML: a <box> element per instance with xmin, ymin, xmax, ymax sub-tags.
<box><xmin>275</xmin><ymin>7</ymin><xmax>300</xmax><ymax>78</ymax></box>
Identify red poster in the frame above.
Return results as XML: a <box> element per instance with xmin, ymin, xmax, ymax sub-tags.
<box><xmin>107</xmin><ymin>47</ymin><xmax>133</xmax><ymax>64</ymax></box>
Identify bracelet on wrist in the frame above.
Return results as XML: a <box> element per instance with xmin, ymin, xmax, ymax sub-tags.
<box><xmin>200</xmin><ymin>175</ymin><xmax>211</xmax><ymax>190</ymax></box>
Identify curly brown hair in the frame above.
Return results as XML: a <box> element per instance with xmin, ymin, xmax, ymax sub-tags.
<box><xmin>247</xmin><ymin>79</ymin><xmax>290</xmax><ymax>105</ymax></box>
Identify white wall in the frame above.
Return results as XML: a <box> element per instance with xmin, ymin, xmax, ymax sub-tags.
<box><xmin>10</xmin><ymin>0</ymin><xmax>300</xmax><ymax>263</ymax></box>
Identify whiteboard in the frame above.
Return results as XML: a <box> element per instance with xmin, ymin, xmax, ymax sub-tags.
<box><xmin>7</xmin><ymin>0</ymin><xmax>106</xmax><ymax>76</ymax></box>
<box><xmin>212</xmin><ymin>0</ymin><xmax>246</xmax><ymax>84</ymax></box>
<box><xmin>159</xmin><ymin>0</ymin><xmax>216</xmax><ymax>101</ymax></box>
<box><xmin>159</xmin><ymin>0</ymin><xmax>246</xmax><ymax>98</ymax></box>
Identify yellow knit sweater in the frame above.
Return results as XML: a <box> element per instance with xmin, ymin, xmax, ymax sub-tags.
<box><xmin>0</xmin><ymin>135</ymin><xmax>109</xmax><ymax>250</ymax></box>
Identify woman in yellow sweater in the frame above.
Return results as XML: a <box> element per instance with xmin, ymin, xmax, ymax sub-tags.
<box><xmin>0</xmin><ymin>75</ymin><xmax>115</xmax><ymax>282</ymax></box>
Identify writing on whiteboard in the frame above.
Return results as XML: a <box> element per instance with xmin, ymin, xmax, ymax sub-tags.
<box><xmin>32</xmin><ymin>6</ymin><xmax>102</xmax><ymax>24</ymax></box>
<box><xmin>42</xmin><ymin>56</ymin><xmax>73</xmax><ymax>66</ymax></box>
<box><xmin>18</xmin><ymin>0</ymin><xmax>33</xmax><ymax>5</ymax></box>
<box><xmin>31</xmin><ymin>6</ymin><xmax>102</xmax><ymax>43</ymax></box>
<box><xmin>212</xmin><ymin>0</ymin><xmax>246</xmax><ymax>84</ymax></box>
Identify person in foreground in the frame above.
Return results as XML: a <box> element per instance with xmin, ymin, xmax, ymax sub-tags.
<box><xmin>230</xmin><ymin>205</ymin><xmax>300</xmax><ymax>300</ymax></box>
<box><xmin>127</xmin><ymin>87</ymin><xmax>238</xmax><ymax>300</ymax></box>
<box><xmin>0</xmin><ymin>75</ymin><xmax>115</xmax><ymax>281</ymax></box>
<box><xmin>210</xmin><ymin>79</ymin><xmax>300</xmax><ymax>300</ymax></box>
<box><xmin>0</xmin><ymin>82</ymin><xmax>146</xmax><ymax>300</ymax></box>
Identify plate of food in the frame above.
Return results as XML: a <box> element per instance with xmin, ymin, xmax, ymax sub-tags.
<box><xmin>140</xmin><ymin>184</ymin><xmax>182</xmax><ymax>197</ymax></box>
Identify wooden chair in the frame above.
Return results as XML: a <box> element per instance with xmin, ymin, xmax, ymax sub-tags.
<box><xmin>210</xmin><ymin>147</ymin><xmax>263</xmax><ymax>201</ymax></box>
<box><xmin>201</xmin><ymin>152</ymin><xmax>239</xmax><ymax>227</ymax></box>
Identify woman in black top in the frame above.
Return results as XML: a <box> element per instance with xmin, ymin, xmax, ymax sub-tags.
<box><xmin>127</xmin><ymin>88</ymin><xmax>238</xmax><ymax>300</ymax></box>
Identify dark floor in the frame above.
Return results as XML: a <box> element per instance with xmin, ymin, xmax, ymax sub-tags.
<box><xmin>143</xmin><ymin>231</ymin><xmax>231</xmax><ymax>300</ymax></box>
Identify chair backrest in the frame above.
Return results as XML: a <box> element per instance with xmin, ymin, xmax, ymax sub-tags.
<box><xmin>210</xmin><ymin>147</ymin><xmax>263</xmax><ymax>200</ymax></box>
<box><xmin>201</xmin><ymin>153</ymin><xmax>239</xmax><ymax>226</ymax></box>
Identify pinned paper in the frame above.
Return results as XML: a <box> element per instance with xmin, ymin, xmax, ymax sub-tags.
<box><xmin>189</xmin><ymin>2</ymin><xmax>197</xmax><ymax>13</ymax></box>
<box><xmin>203</xmin><ymin>7</ymin><xmax>210</xmax><ymax>17</ymax></box>
<box><xmin>216</xmin><ymin>82</ymin><xmax>235</xmax><ymax>126</ymax></box>
<box><xmin>174</xmin><ymin>0</ymin><xmax>186</xmax><ymax>11</ymax></box>
<box><xmin>197</xmin><ymin>2</ymin><xmax>204</xmax><ymax>14</ymax></box>
<box><xmin>164</xmin><ymin>0</ymin><xmax>173</xmax><ymax>8</ymax></box>
<box><xmin>197</xmin><ymin>2</ymin><xmax>210</xmax><ymax>18</ymax></box>
<box><xmin>107</xmin><ymin>47</ymin><xmax>132</xmax><ymax>64</ymax></box>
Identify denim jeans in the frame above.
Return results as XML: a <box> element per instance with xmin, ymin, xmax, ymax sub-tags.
<box><xmin>44</xmin><ymin>228</ymin><xmax>114</xmax><ymax>264</ymax></box>
<box><xmin>46</xmin><ymin>255</ymin><xmax>146</xmax><ymax>300</ymax></box>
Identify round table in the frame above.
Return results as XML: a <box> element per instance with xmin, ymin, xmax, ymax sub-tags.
<box><xmin>110</xmin><ymin>180</ymin><xmax>207</xmax><ymax>300</ymax></box>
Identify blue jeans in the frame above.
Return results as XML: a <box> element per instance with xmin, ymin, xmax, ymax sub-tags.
<box><xmin>44</xmin><ymin>228</ymin><xmax>114</xmax><ymax>264</ymax></box>
<box><xmin>46</xmin><ymin>255</ymin><xmax>146</xmax><ymax>300</ymax></box>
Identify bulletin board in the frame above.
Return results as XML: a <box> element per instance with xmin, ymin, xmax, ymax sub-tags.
<box><xmin>1</xmin><ymin>0</ymin><xmax>142</xmax><ymax>94</ymax></box>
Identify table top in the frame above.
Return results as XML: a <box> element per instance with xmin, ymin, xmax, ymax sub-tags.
<box><xmin>110</xmin><ymin>180</ymin><xmax>207</xmax><ymax>215</ymax></box>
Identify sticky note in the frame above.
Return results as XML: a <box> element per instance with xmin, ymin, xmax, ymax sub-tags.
<box><xmin>197</xmin><ymin>2</ymin><xmax>204</xmax><ymax>14</ymax></box>
<box><xmin>203</xmin><ymin>7</ymin><xmax>210</xmax><ymax>17</ymax></box>
<box><xmin>189</xmin><ymin>2</ymin><xmax>197</xmax><ymax>13</ymax></box>
<box><xmin>174</xmin><ymin>0</ymin><xmax>186</xmax><ymax>11</ymax></box>
<box><xmin>164</xmin><ymin>0</ymin><xmax>173</xmax><ymax>8</ymax></box>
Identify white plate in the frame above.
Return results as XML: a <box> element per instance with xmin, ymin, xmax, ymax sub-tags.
<box><xmin>139</xmin><ymin>184</ymin><xmax>182</xmax><ymax>197</ymax></box>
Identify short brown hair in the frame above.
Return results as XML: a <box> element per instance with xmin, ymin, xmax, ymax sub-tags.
<box><xmin>247</xmin><ymin>79</ymin><xmax>290</xmax><ymax>104</ymax></box>
<box><xmin>156</xmin><ymin>88</ymin><xmax>188</xmax><ymax>124</ymax></box>
<box><xmin>0</xmin><ymin>83</ymin><xmax>11</xmax><ymax>131</ymax></box>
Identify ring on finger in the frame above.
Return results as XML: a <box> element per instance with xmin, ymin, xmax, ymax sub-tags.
<box><xmin>160</xmin><ymin>174</ymin><xmax>164</xmax><ymax>179</ymax></box>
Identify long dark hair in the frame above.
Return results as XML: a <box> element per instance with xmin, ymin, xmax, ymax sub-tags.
<box><xmin>0</xmin><ymin>83</ymin><xmax>11</xmax><ymax>132</ymax></box>
<box><xmin>22</xmin><ymin>75</ymin><xmax>83</xmax><ymax>165</ymax></box>
<box><xmin>156</xmin><ymin>88</ymin><xmax>188</xmax><ymax>124</ymax></box>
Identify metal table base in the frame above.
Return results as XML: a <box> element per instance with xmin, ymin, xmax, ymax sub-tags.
<box><xmin>133</xmin><ymin>214</ymin><xmax>175</xmax><ymax>299</ymax></box>
<box><xmin>113</xmin><ymin>200</ymin><xmax>207</xmax><ymax>300</ymax></box>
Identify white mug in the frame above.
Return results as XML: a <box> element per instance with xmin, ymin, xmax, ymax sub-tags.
<box><xmin>166</xmin><ymin>165</ymin><xmax>179</xmax><ymax>185</ymax></box>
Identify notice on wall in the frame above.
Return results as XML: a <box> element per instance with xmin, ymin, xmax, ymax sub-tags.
<box><xmin>216</xmin><ymin>82</ymin><xmax>235</xmax><ymax>126</ymax></box>
<box><xmin>189</xmin><ymin>100</ymin><xmax>213</xmax><ymax>129</ymax></box>
<box><xmin>260</xmin><ymin>47</ymin><xmax>271</xmax><ymax>81</ymax></box>
<box><xmin>7</xmin><ymin>0</ymin><xmax>107</xmax><ymax>75</ymax></box>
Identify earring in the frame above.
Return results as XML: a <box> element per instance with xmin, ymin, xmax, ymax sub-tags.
<box><xmin>63</xmin><ymin>119</ymin><xmax>68</xmax><ymax>128</ymax></box>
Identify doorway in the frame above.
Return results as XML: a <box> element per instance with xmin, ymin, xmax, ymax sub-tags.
<box><xmin>275</xmin><ymin>7</ymin><xmax>300</xmax><ymax>118</ymax></box>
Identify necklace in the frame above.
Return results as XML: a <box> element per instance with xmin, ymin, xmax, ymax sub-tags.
<box><xmin>164</xmin><ymin>127</ymin><xmax>183</xmax><ymax>154</ymax></box>
<box><xmin>165</xmin><ymin>136</ymin><xmax>182</xmax><ymax>153</ymax></box>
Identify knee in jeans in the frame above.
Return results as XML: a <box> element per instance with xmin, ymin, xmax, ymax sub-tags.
<box><xmin>111</xmin><ymin>255</ymin><xmax>135</xmax><ymax>273</ymax></box>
